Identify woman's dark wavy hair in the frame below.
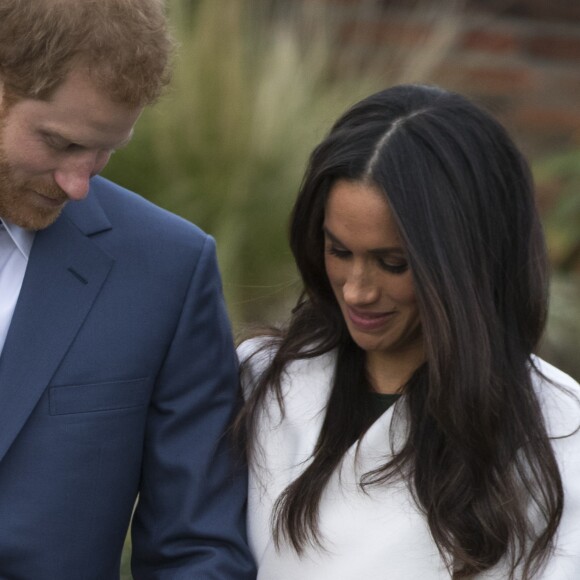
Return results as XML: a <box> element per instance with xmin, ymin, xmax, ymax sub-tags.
<box><xmin>236</xmin><ymin>84</ymin><xmax>562</xmax><ymax>578</ymax></box>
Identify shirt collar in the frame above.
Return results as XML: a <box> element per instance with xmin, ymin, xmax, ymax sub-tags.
<box><xmin>0</xmin><ymin>218</ymin><xmax>35</xmax><ymax>260</ymax></box>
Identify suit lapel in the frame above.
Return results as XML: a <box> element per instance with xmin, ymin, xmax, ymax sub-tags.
<box><xmin>0</xmin><ymin>196</ymin><xmax>113</xmax><ymax>463</ymax></box>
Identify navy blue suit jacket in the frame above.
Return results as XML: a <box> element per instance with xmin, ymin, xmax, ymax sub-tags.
<box><xmin>0</xmin><ymin>176</ymin><xmax>255</xmax><ymax>579</ymax></box>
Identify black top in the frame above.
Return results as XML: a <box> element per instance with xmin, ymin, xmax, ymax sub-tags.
<box><xmin>369</xmin><ymin>392</ymin><xmax>401</xmax><ymax>423</ymax></box>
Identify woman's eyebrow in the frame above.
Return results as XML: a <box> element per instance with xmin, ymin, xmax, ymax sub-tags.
<box><xmin>323</xmin><ymin>226</ymin><xmax>404</xmax><ymax>254</ymax></box>
<box><xmin>322</xmin><ymin>226</ymin><xmax>345</xmax><ymax>246</ymax></box>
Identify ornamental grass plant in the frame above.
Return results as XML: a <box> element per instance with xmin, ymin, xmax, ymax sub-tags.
<box><xmin>103</xmin><ymin>0</ymin><xmax>461</xmax><ymax>327</ymax></box>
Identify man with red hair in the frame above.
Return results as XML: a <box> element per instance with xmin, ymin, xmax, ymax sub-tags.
<box><xmin>0</xmin><ymin>1</ymin><xmax>255</xmax><ymax>578</ymax></box>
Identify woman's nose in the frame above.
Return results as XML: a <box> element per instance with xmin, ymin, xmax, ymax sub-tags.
<box><xmin>342</xmin><ymin>267</ymin><xmax>380</xmax><ymax>306</ymax></box>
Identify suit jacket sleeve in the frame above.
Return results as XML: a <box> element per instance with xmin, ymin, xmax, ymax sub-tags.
<box><xmin>130</xmin><ymin>234</ymin><xmax>256</xmax><ymax>579</ymax></box>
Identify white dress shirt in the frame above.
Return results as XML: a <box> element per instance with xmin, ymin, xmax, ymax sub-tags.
<box><xmin>0</xmin><ymin>219</ymin><xmax>35</xmax><ymax>355</ymax></box>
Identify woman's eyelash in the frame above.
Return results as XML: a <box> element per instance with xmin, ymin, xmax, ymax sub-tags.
<box><xmin>328</xmin><ymin>246</ymin><xmax>350</xmax><ymax>257</ymax></box>
<box><xmin>377</xmin><ymin>260</ymin><xmax>408</xmax><ymax>274</ymax></box>
<box><xmin>327</xmin><ymin>246</ymin><xmax>409</xmax><ymax>274</ymax></box>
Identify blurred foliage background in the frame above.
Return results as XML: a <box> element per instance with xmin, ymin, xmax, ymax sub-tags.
<box><xmin>104</xmin><ymin>0</ymin><xmax>463</xmax><ymax>325</ymax></box>
<box><xmin>535</xmin><ymin>149</ymin><xmax>580</xmax><ymax>380</ymax></box>
<box><xmin>110</xmin><ymin>0</ymin><xmax>579</xmax><ymax>575</ymax></box>
<box><xmin>105</xmin><ymin>0</ymin><xmax>579</xmax><ymax>373</ymax></box>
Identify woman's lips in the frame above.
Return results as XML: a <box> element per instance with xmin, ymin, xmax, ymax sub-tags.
<box><xmin>346</xmin><ymin>306</ymin><xmax>395</xmax><ymax>331</ymax></box>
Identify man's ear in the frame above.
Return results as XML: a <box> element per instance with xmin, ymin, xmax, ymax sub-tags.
<box><xmin>0</xmin><ymin>81</ymin><xmax>21</xmax><ymax>111</ymax></box>
<box><xmin>0</xmin><ymin>79</ymin><xmax>9</xmax><ymax>111</ymax></box>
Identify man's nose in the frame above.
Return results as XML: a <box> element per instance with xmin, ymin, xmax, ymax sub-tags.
<box><xmin>53</xmin><ymin>151</ymin><xmax>111</xmax><ymax>200</ymax></box>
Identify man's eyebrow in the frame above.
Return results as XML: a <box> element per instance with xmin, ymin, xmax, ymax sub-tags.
<box><xmin>39</xmin><ymin>129</ymin><xmax>68</xmax><ymax>143</ymax></box>
<box><xmin>40</xmin><ymin>127</ymin><xmax>135</xmax><ymax>150</ymax></box>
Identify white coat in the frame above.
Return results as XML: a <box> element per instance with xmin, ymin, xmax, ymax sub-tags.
<box><xmin>240</xmin><ymin>339</ymin><xmax>580</xmax><ymax>579</ymax></box>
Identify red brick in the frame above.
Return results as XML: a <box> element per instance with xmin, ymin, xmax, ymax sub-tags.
<box><xmin>461</xmin><ymin>28</ymin><xmax>523</xmax><ymax>54</ymax></box>
<box><xmin>548</xmin><ymin>68</ymin><xmax>580</xmax><ymax>95</ymax></box>
<box><xmin>514</xmin><ymin>105</ymin><xmax>580</xmax><ymax>135</ymax></box>
<box><xmin>527</xmin><ymin>34</ymin><xmax>580</xmax><ymax>62</ymax></box>
<box><xmin>464</xmin><ymin>0</ymin><xmax>580</xmax><ymax>21</ymax></box>
<box><xmin>340</xmin><ymin>20</ymin><xmax>433</xmax><ymax>47</ymax></box>
<box><xmin>436</xmin><ymin>63</ymin><xmax>537</xmax><ymax>95</ymax></box>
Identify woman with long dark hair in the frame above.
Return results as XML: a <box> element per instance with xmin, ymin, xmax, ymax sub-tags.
<box><xmin>237</xmin><ymin>84</ymin><xmax>580</xmax><ymax>579</ymax></box>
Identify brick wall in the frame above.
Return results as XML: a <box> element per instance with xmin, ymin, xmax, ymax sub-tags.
<box><xmin>321</xmin><ymin>0</ymin><xmax>580</xmax><ymax>158</ymax></box>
